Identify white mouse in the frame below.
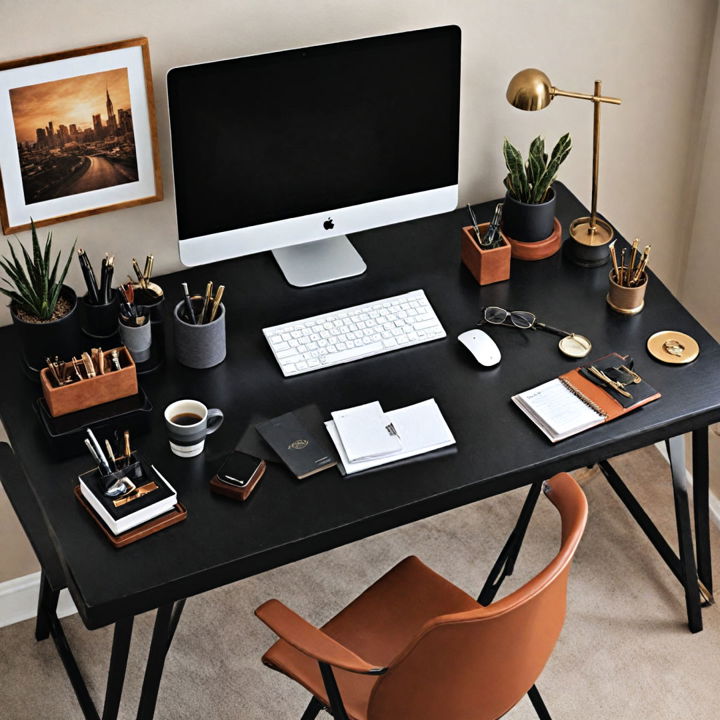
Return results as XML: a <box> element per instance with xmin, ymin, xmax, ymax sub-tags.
<box><xmin>458</xmin><ymin>329</ymin><xmax>501</xmax><ymax>368</ymax></box>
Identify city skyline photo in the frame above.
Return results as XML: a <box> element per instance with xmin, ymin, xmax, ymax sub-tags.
<box><xmin>9</xmin><ymin>67</ymin><xmax>138</xmax><ymax>204</ymax></box>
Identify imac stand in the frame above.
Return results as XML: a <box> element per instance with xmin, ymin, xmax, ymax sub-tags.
<box><xmin>272</xmin><ymin>235</ymin><xmax>367</xmax><ymax>287</ymax></box>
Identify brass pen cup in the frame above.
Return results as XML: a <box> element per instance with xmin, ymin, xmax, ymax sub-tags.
<box><xmin>606</xmin><ymin>267</ymin><xmax>648</xmax><ymax>315</ymax></box>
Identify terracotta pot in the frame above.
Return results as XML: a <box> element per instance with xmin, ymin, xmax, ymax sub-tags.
<box><xmin>505</xmin><ymin>218</ymin><xmax>562</xmax><ymax>261</ymax></box>
<box><xmin>460</xmin><ymin>224</ymin><xmax>511</xmax><ymax>286</ymax></box>
<box><xmin>501</xmin><ymin>188</ymin><xmax>556</xmax><ymax>243</ymax></box>
<box><xmin>10</xmin><ymin>285</ymin><xmax>82</xmax><ymax>374</ymax></box>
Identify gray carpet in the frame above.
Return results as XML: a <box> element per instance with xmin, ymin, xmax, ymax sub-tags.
<box><xmin>1</xmin><ymin>446</ymin><xmax>718</xmax><ymax>719</ymax></box>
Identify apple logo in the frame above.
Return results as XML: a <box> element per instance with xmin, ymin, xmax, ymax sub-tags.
<box><xmin>323</xmin><ymin>217</ymin><xmax>334</xmax><ymax>230</ymax></box>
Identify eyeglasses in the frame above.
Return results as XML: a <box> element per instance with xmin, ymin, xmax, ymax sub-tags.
<box><xmin>479</xmin><ymin>306</ymin><xmax>593</xmax><ymax>359</ymax></box>
<box><xmin>481</xmin><ymin>306</ymin><xmax>537</xmax><ymax>330</ymax></box>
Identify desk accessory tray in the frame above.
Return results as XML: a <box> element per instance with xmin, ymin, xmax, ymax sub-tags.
<box><xmin>74</xmin><ymin>487</ymin><xmax>186</xmax><ymax>548</ymax></box>
<box><xmin>34</xmin><ymin>387</ymin><xmax>152</xmax><ymax>458</ymax></box>
<box><xmin>40</xmin><ymin>346</ymin><xmax>138</xmax><ymax>417</ymax></box>
<box><xmin>77</xmin><ymin>454</ymin><xmax>178</xmax><ymax>536</ymax></box>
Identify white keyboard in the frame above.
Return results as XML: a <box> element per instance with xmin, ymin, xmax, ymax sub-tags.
<box><xmin>263</xmin><ymin>289</ymin><xmax>446</xmax><ymax>376</ymax></box>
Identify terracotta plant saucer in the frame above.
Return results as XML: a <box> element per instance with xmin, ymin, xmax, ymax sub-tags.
<box><xmin>504</xmin><ymin>217</ymin><xmax>562</xmax><ymax>261</ymax></box>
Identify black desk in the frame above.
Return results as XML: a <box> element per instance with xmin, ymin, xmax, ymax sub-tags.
<box><xmin>1</xmin><ymin>184</ymin><xmax>718</xmax><ymax>719</ymax></box>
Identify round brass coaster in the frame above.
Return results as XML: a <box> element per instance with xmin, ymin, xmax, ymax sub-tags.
<box><xmin>606</xmin><ymin>294</ymin><xmax>645</xmax><ymax>315</ymax></box>
<box><xmin>647</xmin><ymin>330</ymin><xmax>699</xmax><ymax>364</ymax></box>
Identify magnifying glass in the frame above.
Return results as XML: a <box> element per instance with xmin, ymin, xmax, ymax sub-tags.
<box><xmin>535</xmin><ymin>322</ymin><xmax>593</xmax><ymax>359</ymax></box>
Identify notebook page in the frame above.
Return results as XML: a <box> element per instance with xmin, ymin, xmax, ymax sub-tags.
<box><xmin>325</xmin><ymin>399</ymin><xmax>455</xmax><ymax>474</ymax></box>
<box><xmin>516</xmin><ymin>379</ymin><xmax>604</xmax><ymax>437</ymax></box>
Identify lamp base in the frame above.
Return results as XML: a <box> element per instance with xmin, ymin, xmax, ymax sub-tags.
<box><xmin>565</xmin><ymin>216</ymin><xmax>614</xmax><ymax>267</ymax></box>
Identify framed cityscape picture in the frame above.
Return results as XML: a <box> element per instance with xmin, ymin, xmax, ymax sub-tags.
<box><xmin>0</xmin><ymin>37</ymin><xmax>162</xmax><ymax>233</ymax></box>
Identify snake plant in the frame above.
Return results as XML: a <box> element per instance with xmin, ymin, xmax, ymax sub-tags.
<box><xmin>503</xmin><ymin>133</ymin><xmax>572</xmax><ymax>204</ymax></box>
<box><xmin>0</xmin><ymin>220</ymin><xmax>75</xmax><ymax>321</ymax></box>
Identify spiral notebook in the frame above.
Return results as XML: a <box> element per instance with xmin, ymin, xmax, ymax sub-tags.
<box><xmin>513</xmin><ymin>354</ymin><xmax>660</xmax><ymax>442</ymax></box>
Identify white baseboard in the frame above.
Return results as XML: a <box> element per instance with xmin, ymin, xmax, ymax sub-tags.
<box><xmin>654</xmin><ymin>442</ymin><xmax>720</xmax><ymax>529</ymax></box>
<box><xmin>0</xmin><ymin>571</ymin><xmax>77</xmax><ymax>629</ymax></box>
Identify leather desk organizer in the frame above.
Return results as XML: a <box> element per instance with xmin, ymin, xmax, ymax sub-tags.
<box><xmin>40</xmin><ymin>346</ymin><xmax>138</xmax><ymax>417</ymax></box>
<box><xmin>460</xmin><ymin>223</ymin><xmax>511</xmax><ymax>286</ymax></box>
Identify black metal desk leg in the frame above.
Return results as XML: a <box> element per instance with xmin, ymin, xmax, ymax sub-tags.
<box><xmin>136</xmin><ymin>600</ymin><xmax>186</xmax><ymax>720</ymax></box>
<box><xmin>35</xmin><ymin>569</ymin><xmax>59</xmax><ymax>641</ymax></box>
<box><xmin>102</xmin><ymin>616</ymin><xmax>134</xmax><ymax>720</ymax></box>
<box><xmin>666</xmin><ymin>435</ymin><xmax>703</xmax><ymax>633</ymax></box>
<box><xmin>478</xmin><ymin>481</ymin><xmax>543</xmax><ymax>606</ymax></box>
<box><xmin>692</xmin><ymin>428</ymin><xmax>713</xmax><ymax>602</ymax></box>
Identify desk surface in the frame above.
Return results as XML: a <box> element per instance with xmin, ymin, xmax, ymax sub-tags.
<box><xmin>1</xmin><ymin>184</ymin><xmax>719</xmax><ymax>629</ymax></box>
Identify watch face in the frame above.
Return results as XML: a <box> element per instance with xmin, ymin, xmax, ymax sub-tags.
<box><xmin>559</xmin><ymin>333</ymin><xmax>592</xmax><ymax>359</ymax></box>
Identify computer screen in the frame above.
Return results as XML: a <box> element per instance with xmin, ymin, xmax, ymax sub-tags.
<box><xmin>168</xmin><ymin>26</ymin><xmax>461</xmax><ymax>284</ymax></box>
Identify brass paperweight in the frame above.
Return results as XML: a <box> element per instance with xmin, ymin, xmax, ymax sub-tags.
<box><xmin>647</xmin><ymin>330</ymin><xmax>699</xmax><ymax>364</ymax></box>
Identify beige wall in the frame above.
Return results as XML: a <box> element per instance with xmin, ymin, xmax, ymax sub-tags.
<box><xmin>682</xmin><ymin>8</ymin><xmax>720</xmax><ymax>342</ymax></box>
<box><xmin>0</xmin><ymin>0</ymin><xmax>718</xmax><ymax>583</ymax></box>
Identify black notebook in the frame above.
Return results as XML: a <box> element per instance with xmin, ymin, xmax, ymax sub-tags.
<box><xmin>256</xmin><ymin>410</ymin><xmax>337</xmax><ymax>479</ymax></box>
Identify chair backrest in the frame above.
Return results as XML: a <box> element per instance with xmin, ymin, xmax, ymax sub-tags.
<box><xmin>367</xmin><ymin>472</ymin><xmax>588</xmax><ymax>720</ymax></box>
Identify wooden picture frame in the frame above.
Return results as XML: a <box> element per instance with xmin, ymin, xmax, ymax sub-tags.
<box><xmin>0</xmin><ymin>37</ymin><xmax>162</xmax><ymax>234</ymax></box>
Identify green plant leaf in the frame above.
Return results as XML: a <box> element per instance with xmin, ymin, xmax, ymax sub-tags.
<box><xmin>4</xmin><ymin>242</ymin><xmax>40</xmax><ymax>312</ymax></box>
<box><xmin>503</xmin><ymin>138</ymin><xmax>528</xmax><ymax>201</ymax></box>
<box><xmin>532</xmin><ymin>133</ymin><xmax>572</xmax><ymax>202</ymax></box>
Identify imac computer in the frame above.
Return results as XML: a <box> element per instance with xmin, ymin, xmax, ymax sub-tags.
<box><xmin>167</xmin><ymin>26</ymin><xmax>461</xmax><ymax>287</ymax></box>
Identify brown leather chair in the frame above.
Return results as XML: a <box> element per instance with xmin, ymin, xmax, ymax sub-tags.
<box><xmin>256</xmin><ymin>472</ymin><xmax>588</xmax><ymax>720</ymax></box>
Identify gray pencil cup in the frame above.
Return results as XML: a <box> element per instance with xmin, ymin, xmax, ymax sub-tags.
<box><xmin>173</xmin><ymin>300</ymin><xmax>226</xmax><ymax>369</ymax></box>
<box><xmin>118</xmin><ymin>319</ymin><xmax>152</xmax><ymax>363</ymax></box>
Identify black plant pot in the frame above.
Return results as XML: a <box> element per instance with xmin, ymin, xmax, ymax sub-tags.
<box><xmin>501</xmin><ymin>188</ymin><xmax>556</xmax><ymax>243</ymax></box>
<box><xmin>11</xmin><ymin>285</ymin><xmax>82</xmax><ymax>375</ymax></box>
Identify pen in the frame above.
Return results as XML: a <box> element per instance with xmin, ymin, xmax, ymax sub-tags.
<box><xmin>104</xmin><ymin>254</ymin><xmax>114</xmax><ymax>303</ymax></box>
<box><xmin>619</xmin><ymin>248</ymin><xmax>626</xmax><ymax>286</ymax></box>
<box><xmin>105</xmin><ymin>439</ymin><xmax>118</xmax><ymax>471</ymax></box>
<box><xmin>208</xmin><ymin>285</ymin><xmax>224</xmax><ymax>323</ymax></box>
<box><xmin>609</xmin><ymin>241</ymin><xmax>620</xmax><ymax>283</ymax></box>
<box><xmin>631</xmin><ymin>245</ymin><xmax>651</xmax><ymax>285</ymax></box>
<box><xmin>143</xmin><ymin>255</ymin><xmax>154</xmax><ymax>282</ymax></box>
<box><xmin>86</xmin><ymin>429</ymin><xmax>111</xmax><ymax>474</ymax></box>
<box><xmin>77</xmin><ymin>249</ymin><xmax>99</xmax><ymax>304</ymax></box>
<box><xmin>200</xmin><ymin>281</ymin><xmax>213</xmax><ymax>324</ymax></box>
<box><xmin>182</xmin><ymin>282</ymin><xmax>197</xmax><ymax>324</ymax></box>
<box><xmin>466</xmin><ymin>203</ymin><xmax>483</xmax><ymax>245</ymax></box>
<box><xmin>629</xmin><ymin>238</ymin><xmax>639</xmax><ymax>279</ymax></box>
<box><xmin>132</xmin><ymin>258</ymin><xmax>147</xmax><ymax>289</ymax></box>
<box><xmin>84</xmin><ymin>438</ymin><xmax>103</xmax><ymax>468</ymax></box>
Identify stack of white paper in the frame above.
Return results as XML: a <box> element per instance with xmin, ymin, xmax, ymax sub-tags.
<box><xmin>326</xmin><ymin>399</ymin><xmax>455</xmax><ymax>474</ymax></box>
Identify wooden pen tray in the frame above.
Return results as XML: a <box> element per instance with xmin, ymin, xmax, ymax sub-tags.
<box><xmin>41</xmin><ymin>346</ymin><xmax>138</xmax><ymax>417</ymax></box>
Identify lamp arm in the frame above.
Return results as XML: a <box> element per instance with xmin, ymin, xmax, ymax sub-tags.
<box><xmin>552</xmin><ymin>87</ymin><xmax>622</xmax><ymax>105</ymax></box>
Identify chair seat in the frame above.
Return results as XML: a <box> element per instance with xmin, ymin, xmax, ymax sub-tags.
<box><xmin>262</xmin><ymin>556</ymin><xmax>479</xmax><ymax>720</ymax></box>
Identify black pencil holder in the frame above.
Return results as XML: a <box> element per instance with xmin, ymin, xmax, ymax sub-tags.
<box><xmin>134</xmin><ymin>287</ymin><xmax>165</xmax><ymax>324</ymax></box>
<box><xmin>81</xmin><ymin>290</ymin><xmax>120</xmax><ymax>339</ymax></box>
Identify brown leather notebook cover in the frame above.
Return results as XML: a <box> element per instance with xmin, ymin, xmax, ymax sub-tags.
<box><xmin>513</xmin><ymin>353</ymin><xmax>661</xmax><ymax>443</ymax></box>
<box><xmin>74</xmin><ymin>485</ymin><xmax>187</xmax><ymax>548</ymax></box>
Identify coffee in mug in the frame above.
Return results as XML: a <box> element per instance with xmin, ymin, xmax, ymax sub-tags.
<box><xmin>164</xmin><ymin>399</ymin><xmax>223</xmax><ymax>458</ymax></box>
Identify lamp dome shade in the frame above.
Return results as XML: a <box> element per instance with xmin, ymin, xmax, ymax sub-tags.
<box><xmin>506</xmin><ymin>69</ymin><xmax>554</xmax><ymax>111</ymax></box>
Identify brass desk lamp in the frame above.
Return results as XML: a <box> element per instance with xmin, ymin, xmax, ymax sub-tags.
<box><xmin>506</xmin><ymin>69</ymin><xmax>621</xmax><ymax>266</ymax></box>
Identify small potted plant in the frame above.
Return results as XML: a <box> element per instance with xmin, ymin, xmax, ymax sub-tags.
<box><xmin>0</xmin><ymin>221</ymin><xmax>80</xmax><ymax>374</ymax></box>
<box><xmin>501</xmin><ymin>133</ymin><xmax>571</xmax><ymax>257</ymax></box>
